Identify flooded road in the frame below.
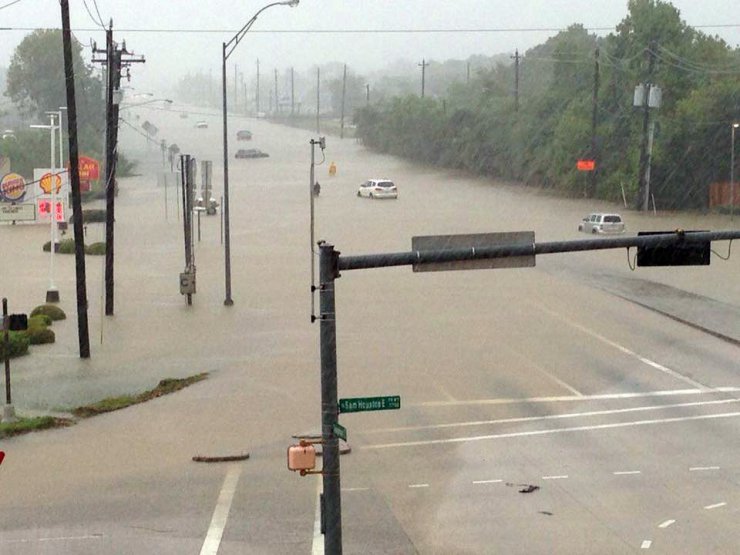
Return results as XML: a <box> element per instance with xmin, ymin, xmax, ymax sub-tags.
<box><xmin>0</xmin><ymin>106</ymin><xmax>738</xmax><ymax>553</ymax></box>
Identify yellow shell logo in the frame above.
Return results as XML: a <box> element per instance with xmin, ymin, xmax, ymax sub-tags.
<box><xmin>39</xmin><ymin>172</ymin><xmax>63</xmax><ymax>195</ymax></box>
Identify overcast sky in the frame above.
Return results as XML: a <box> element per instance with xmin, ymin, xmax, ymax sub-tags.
<box><xmin>1</xmin><ymin>0</ymin><xmax>739</xmax><ymax>94</ymax></box>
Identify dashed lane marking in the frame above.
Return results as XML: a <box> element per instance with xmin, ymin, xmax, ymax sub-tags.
<box><xmin>704</xmin><ymin>502</ymin><xmax>727</xmax><ymax>510</ymax></box>
<box><xmin>641</xmin><ymin>540</ymin><xmax>652</xmax><ymax>549</ymax></box>
<box><xmin>542</xmin><ymin>475</ymin><xmax>569</xmax><ymax>480</ymax></box>
<box><xmin>408</xmin><ymin>484</ymin><xmax>429</xmax><ymax>489</ymax></box>
<box><xmin>613</xmin><ymin>471</ymin><xmax>642</xmax><ymax>475</ymax></box>
<box><xmin>689</xmin><ymin>466</ymin><xmax>720</xmax><ymax>471</ymax></box>
<box><xmin>658</xmin><ymin>520</ymin><xmax>676</xmax><ymax>529</ymax></box>
<box><xmin>473</xmin><ymin>479</ymin><xmax>503</xmax><ymax>485</ymax></box>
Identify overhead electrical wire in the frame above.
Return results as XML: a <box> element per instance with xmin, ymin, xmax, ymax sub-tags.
<box><xmin>0</xmin><ymin>0</ymin><xmax>22</xmax><ymax>11</ymax></box>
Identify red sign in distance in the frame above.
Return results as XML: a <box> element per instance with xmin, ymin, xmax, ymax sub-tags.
<box><xmin>0</xmin><ymin>451</ymin><xmax>5</xmax><ymax>465</ymax></box>
<box><xmin>577</xmin><ymin>159</ymin><xmax>596</xmax><ymax>171</ymax></box>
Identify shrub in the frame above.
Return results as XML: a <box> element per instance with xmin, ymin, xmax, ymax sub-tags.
<box><xmin>28</xmin><ymin>314</ymin><xmax>52</xmax><ymax>328</ymax></box>
<box><xmin>85</xmin><ymin>242</ymin><xmax>106</xmax><ymax>255</ymax></box>
<box><xmin>30</xmin><ymin>304</ymin><xmax>66</xmax><ymax>321</ymax></box>
<box><xmin>43</xmin><ymin>238</ymin><xmax>75</xmax><ymax>253</ymax></box>
<box><xmin>25</xmin><ymin>327</ymin><xmax>55</xmax><ymax>345</ymax></box>
<box><xmin>0</xmin><ymin>332</ymin><xmax>30</xmax><ymax>359</ymax></box>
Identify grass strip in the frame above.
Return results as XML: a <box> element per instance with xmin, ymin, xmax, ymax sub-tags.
<box><xmin>72</xmin><ymin>372</ymin><xmax>209</xmax><ymax>418</ymax></box>
<box><xmin>0</xmin><ymin>416</ymin><xmax>72</xmax><ymax>439</ymax></box>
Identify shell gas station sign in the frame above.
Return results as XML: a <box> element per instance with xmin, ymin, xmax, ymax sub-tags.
<box><xmin>38</xmin><ymin>171</ymin><xmax>64</xmax><ymax>195</ymax></box>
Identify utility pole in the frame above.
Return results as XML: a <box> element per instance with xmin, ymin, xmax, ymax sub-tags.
<box><xmin>234</xmin><ymin>64</ymin><xmax>238</xmax><ymax>106</ymax></box>
<box><xmin>418</xmin><ymin>58</ymin><xmax>429</xmax><ymax>98</ymax></box>
<box><xmin>588</xmin><ymin>48</ymin><xmax>600</xmax><ymax>198</ymax></box>
<box><xmin>340</xmin><ymin>64</ymin><xmax>347</xmax><ymax>139</ymax></box>
<box><xmin>60</xmin><ymin>0</ymin><xmax>91</xmax><ymax>359</ymax></box>
<box><xmin>466</xmin><ymin>61</ymin><xmax>470</xmax><ymax>84</ymax></box>
<box><xmin>274</xmin><ymin>68</ymin><xmax>279</xmax><ymax>115</ymax></box>
<box><xmin>316</xmin><ymin>66</ymin><xmax>320</xmax><ymax>134</ymax></box>
<box><xmin>366</xmin><ymin>83</ymin><xmax>370</xmax><ymax>106</ymax></box>
<box><xmin>256</xmin><ymin>58</ymin><xmax>260</xmax><ymax>115</ymax></box>
<box><xmin>511</xmin><ymin>49</ymin><xmax>520</xmax><ymax>112</ymax></box>
<box><xmin>291</xmin><ymin>67</ymin><xmax>295</xmax><ymax>116</ymax></box>
<box><xmin>93</xmin><ymin>21</ymin><xmax>144</xmax><ymax>316</ymax></box>
<box><xmin>636</xmin><ymin>41</ymin><xmax>658</xmax><ymax>211</ymax></box>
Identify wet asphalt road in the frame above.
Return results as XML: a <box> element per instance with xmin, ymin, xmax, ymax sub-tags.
<box><xmin>0</xmin><ymin>104</ymin><xmax>738</xmax><ymax>554</ymax></box>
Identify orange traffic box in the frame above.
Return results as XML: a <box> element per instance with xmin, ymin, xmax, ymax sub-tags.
<box><xmin>288</xmin><ymin>444</ymin><xmax>316</xmax><ymax>472</ymax></box>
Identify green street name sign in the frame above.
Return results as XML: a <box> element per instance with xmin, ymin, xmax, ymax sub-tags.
<box><xmin>339</xmin><ymin>396</ymin><xmax>401</xmax><ymax>414</ymax></box>
<box><xmin>333</xmin><ymin>423</ymin><xmax>347</xmax><ymax>441</ymax></box>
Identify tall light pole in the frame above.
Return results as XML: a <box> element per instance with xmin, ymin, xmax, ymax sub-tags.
<box><xmin>732</xmin><ymin>123</ymin><xmax>739</xmax><ymax>221</ymax></box>
<box><xmin>47</xmin><ymin>107</ymin><xmax>67</xmax><ymax>203</ymax></box>
<box><xmin>222</xmin><ymin>0</ymin><xmax>299</xmax><ymax>306</ymax></box>
<box><xmin>30</xmin><ymin>115</ymin><xmax>60</xmax><ymax>303</ymax></box>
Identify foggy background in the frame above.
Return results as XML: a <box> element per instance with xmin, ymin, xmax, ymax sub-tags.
<box><xmin>1</xmin><ymin>0</ymin><xmax>738</xmax><ymax>95</ymax></box>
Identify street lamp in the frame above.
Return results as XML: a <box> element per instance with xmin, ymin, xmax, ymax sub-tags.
<box><xmin>221</xmin><ymin>0</ymin><xmax>299</xmax><ymax>306</ymax></box>
<box><xmin>732</xmin><ymin>123</ymin><xmax>739</xmax><ymax>221</ymax></box>
<box><xmin>30</xmin><ymin>114</ymin><xmax>61</xmax><ymax>303</ymax></box>
<box><xmin>47</xmin><ymin>107</ymin><xmax>68</xmax><ymax>202</ymax></box>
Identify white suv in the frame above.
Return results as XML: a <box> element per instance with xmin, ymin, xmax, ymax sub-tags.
<box><xmin>578</xmin><ymin>213</ymin><xmax>625</xmax><ymax>234</ymax></box>
<box><xmin>357</xmin><ymin>179</ymin><xmax>398</xmax><ymax>199</ymax></box>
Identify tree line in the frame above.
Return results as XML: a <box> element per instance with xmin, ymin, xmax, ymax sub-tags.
<box><xmin>355</xmin><ymin>0</ymin><xmax>740</xmax><ymax>210</ymax></box>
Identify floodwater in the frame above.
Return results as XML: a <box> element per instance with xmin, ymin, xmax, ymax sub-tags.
<box><xmin>1</xmin><ymin>106</ymin><xmax>738</xmax><ymax>411</ymax></box>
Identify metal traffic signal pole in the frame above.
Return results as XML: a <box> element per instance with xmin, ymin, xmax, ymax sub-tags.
<box><xmin>319</xmin><ymin>242</ymin><xmax>342</xmax><ymax>554</ymax></box>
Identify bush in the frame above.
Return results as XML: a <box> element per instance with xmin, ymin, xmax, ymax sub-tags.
<box><xmin>0</xmin><ymin>332</ymin><xmax>30</xmax><ymax>359</ymax></box>
<box><xmin>28</xmin><ymin>314</ymin><xmax>52</xmax><ymax>328</ymax></box>
<box><xmin>30</xmin><ymin>304</ymin><xmax>66</xmax><ymax>321</ymax></box>
<box><xmin>85</xmin><ymin>242</ymin><xmax>106</xmax><ymax>255</ymax></box>
<box><xmin>25</xmin><ymin>327</ymin><xmax>55</xmax><ymax>345</ymax></box>
<box><xmin>43</xmin><ymin>238</ymin><xmax>105</xmax><ymax>255</ymax></box>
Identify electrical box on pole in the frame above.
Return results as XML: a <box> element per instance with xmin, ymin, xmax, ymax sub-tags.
<box><xmin>637</xmin><ymin>231</ymin><xmax>710</xmax><ymax>266</ymax></box>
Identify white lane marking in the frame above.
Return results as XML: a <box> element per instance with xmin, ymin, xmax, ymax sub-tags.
<box><xmin>690</xmin><ymin>466</ymin><xmax>720</xmax><ymax>471</ymax></box>
<box><xmin>704</xmin><ymin>502</ymin><xmax>727</xmax><ymax>510</ymax></box>
<box><xmin>641</xmin><ymin>540</ymin><xmax>652</xmax><ymax>549</ymax></box>
<box><xmin>613</xmin><ymin>470</ymin><xmax>642</xmax><ymax>475</ymax></box>
<box><xmin>368</xmin><ymin>399</ymin><xmax>740</xmax><ymax>434</ymax></box>
<box><xmin>658</xmin><ymin>519</ymin><xmax>676</xmax><ymax>529</ymax></box>
<box><xmin>408</xmin><ymin>483</ymin><xmax>429</xmax><ymax>489</ymax></box>
<box><xmin>363</xmin><ymin>412</ymin><xmax>740</xmax><ymax>450</ymax></box>
<box><xmin>0</xmin><ymin>534</ymin><xmax>104</xmax><ymax>544</ymax></box>
<box><xmin>534</xmin><ymin>303</ymin><xmax>709</xmax><ymax>390</ymax></box>
<box><xmin>473</xmin><ymin>479</ymin><xmax>503</xmax><ymax>485</ymax></box>
<box><xmin>415</xmin><ymin>387</ymin><xmax>740</xmax><ymax>408</ymax></box>
<box><xmin>312</xmin><ymin>478</ymin><xmax>323</xmax><ymax>555</ymax></box>
<box><xmin>342</xmin><ymin>487</ymin><xmax>370</xmax><ymax>492</ymax></box>
<box><xmin>200</xmin><ymin>464</ymin><xmax>241</xmax><ymax>555</ymax></box>
<box><xmin>503</xmin><ymin>343</ymin><xmax>584</xmax><ymax>396</ymax></box>
<box><xmin>542</xmin><ymin>475</ymin><xmax>568</xmax><ymax>480</ymax></box>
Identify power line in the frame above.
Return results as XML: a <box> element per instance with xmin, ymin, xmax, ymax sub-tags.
<box><xmin>0</xmin><ymin>0</ymin><xmax>22</xmax><ymax>11</ymax></box>
<box><xmin>81</xmin><ymin>0</ymin><xmax>105</xmax><ymax>29</ymax></box>
<box><xmin>1</xmin><ymin>24</ymin><xmax>740</xmax><ymax>34</ymax></box>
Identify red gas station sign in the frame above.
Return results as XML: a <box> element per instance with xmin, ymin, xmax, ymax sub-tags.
<box><xmin>37</xmin><ymin>199</ymin><xmax>65</xmax><ymax>222</ymax></box>
<box><xmin>77</xmin><ymin>156</ymin><xmax>100</xmax><ymax>180</ymax></box>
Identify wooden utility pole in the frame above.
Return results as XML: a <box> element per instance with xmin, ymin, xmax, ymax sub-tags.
<box><xmin>589</xmin><ymin>48</ymin><xmax>600</xmax><ymax>198</ymax></box>
<box><xmin>60</xmin><ymin>0</ymin><xmax>90</xmax><ymax>358</ymax></box>
<box><xmin>340</xmin><ymin>64</ymin><xmax>347</xmax><ymax>139</ymax></box>
<box><xmin>256</xmin><ymin>58</ymin><xmax>260</xmax><ymax>115</ymax></box>
<box><xmin>93</xmin><ymin>21</ymin><xmax>144</xmax><ymax>316</ymax></box>
<box><xmin>316</xmin><ymin>67</ymin><xmax>320</xmax><ymax>133</ymax></box>
<box><xmin>418</xmin><ymin>58</ymin><xmax>429</xmax><ymax>98</ymax></box>
<box><xmin>511</xmin><ymin>49</ymin><xmax>520</xmax><ymax>112</ymax></box>
<box><xmin>636</xmin><ymin>41</ymin><xmax>657</xmax><ymax>211</ymax></box>
<box><xmin>274</xmin><ymin>68</ymin><xmax>279</xmax><ymax>115</ymax></box>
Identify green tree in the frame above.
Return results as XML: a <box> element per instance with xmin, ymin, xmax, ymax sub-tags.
<box><xmin>6</xmin><ymin>29</ymin><xmax>103</xmax><ymax>129</ymax></box>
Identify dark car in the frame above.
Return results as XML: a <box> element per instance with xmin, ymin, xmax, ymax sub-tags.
<box><xmin>236</xmin><ymin>130</ymin><xmax>252</xmax><ymax>140</ymax></box>
<box><xmin>235</xmin><ymin>148</ymin><xmax>269</xmax><ymax>159</ymax></box>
